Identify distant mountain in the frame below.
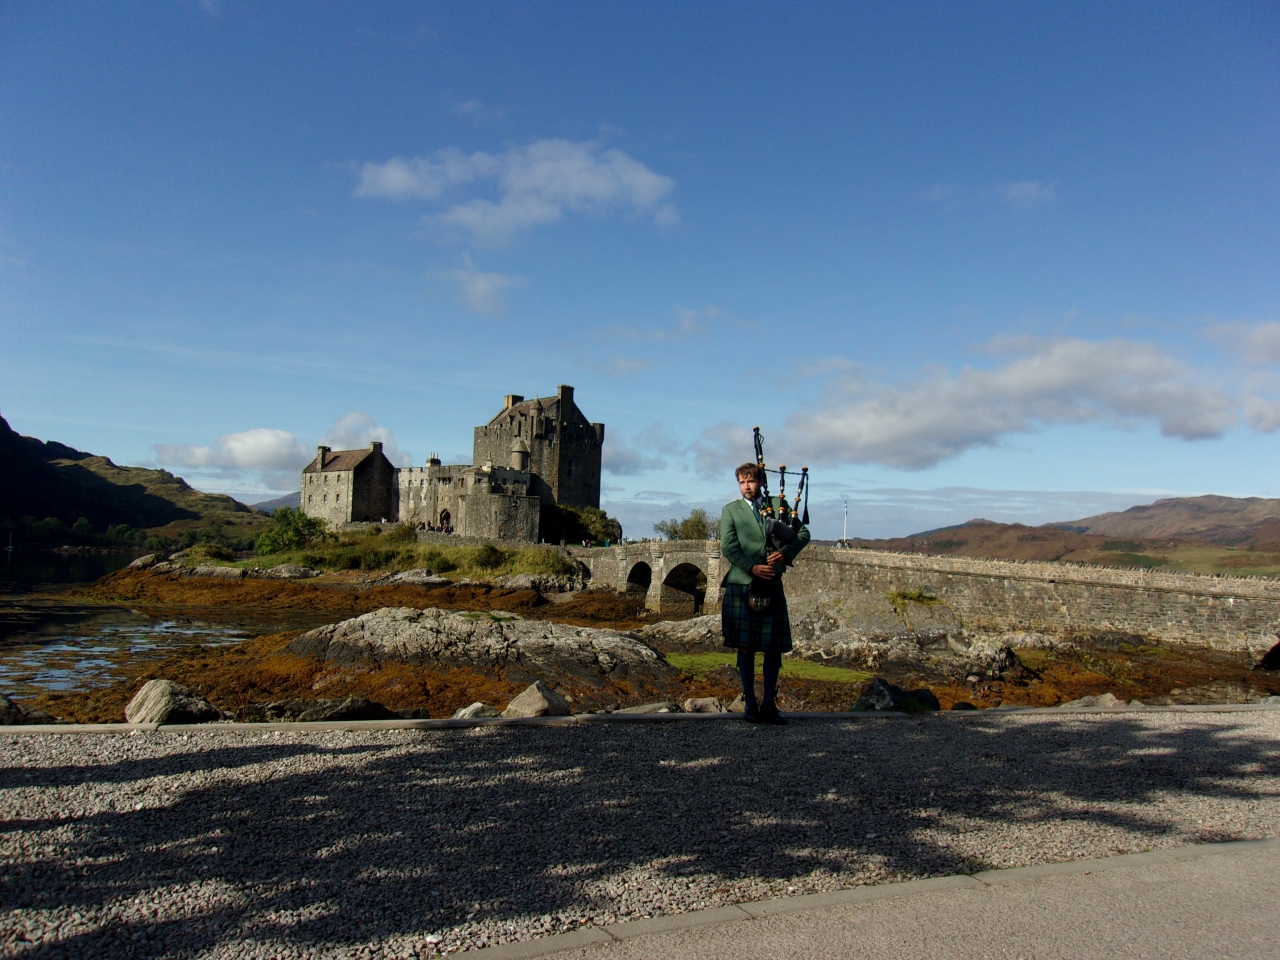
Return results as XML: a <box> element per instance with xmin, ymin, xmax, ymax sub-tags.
<box><xmin>1058</xmin><ymin>495</ymin><xmax>1280</xmax><ymax>546</ymax></box>
<box><xmin>251</xmin><ymin>492</ymin><xmax>301</xmax><ymax>514</ymax></box>
<box><xmin>0</xmin><ymin>411</ymin><xmax>258</xmax><ymax>531</ymax></box>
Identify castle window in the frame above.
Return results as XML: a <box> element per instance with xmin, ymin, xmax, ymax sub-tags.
<box><xmin>308</xmin><ymin>494</ymin><xmax>312</xmax><ymax>503</ymax></box>
<box><xmin>323</xmin><ymin>494</ymin><xmax>327</xmax><ymax>503</ymax></box>
<box><xmin>567</xmin><ymin>458</ymin><xmax>575</xmax><ymax>479</ymax></box>
<box><xmin>336</xmin><ymin>494</ymin><xmax>341</xmax><ymax>502</ymax></box>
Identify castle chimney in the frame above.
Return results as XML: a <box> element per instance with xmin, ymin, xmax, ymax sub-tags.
<box><xmin>504</xmin><ymin>394</ymin><xmax>524</xmax><ymax>409</ymax></box>
<box><xmin>370</xmin><ymin>441</ymin><xmax>383</xmax><ymax>454</ymax></box>
<box><xmin>557</xmin><ymin>384</ymin><xmax>574</xmax><ymax>406</ymax></box>
<box><xmin>316</xmin><ymin>445</ymin><xmax>330</xmax><ymax>468</ymax></box>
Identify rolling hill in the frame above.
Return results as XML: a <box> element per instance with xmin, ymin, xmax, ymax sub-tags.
<box><xmin>0</xmin><ymin>412</ymin><xmax>264</xmax><ymax>539</ymax></box>
<box><xmin>1057</xmin><ymin>495</ymin><xmax>1280</xmax><ymax>546</ymax></box>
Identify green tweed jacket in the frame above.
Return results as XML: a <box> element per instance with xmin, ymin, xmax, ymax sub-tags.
<box><xmin>719</xmin><ymin>497</ymin><xmax>811</xmax><ymax>586</ymax></box>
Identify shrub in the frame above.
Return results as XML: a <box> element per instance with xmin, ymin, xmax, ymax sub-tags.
<box><xmin>383</xmin><ymin>524</ymin><xmax>418</xmax><ymax>545</ymax></box>
<box><xmin>255</xmin><ymin>508</ymin><xmax>333</xmax><ymax>555</ymax></box>
<box><xmin>182</xmin><ymin>543</ymin><xmax>235</xmax><ymax>564</ymax></box>
<box><xmin>471</xmin><ymin>544</ymin><xmax>506</xmax><ymax>570</ymax></box>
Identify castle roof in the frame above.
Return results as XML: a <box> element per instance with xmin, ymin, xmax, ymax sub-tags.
<box><xmin>487</xmin><ymin>393</ymin><xmax>591</xmax><ymax>427</ymax></box>
<box><xmin>303</xmin><ymin>448</ymin><xmax>374</xmax><ymax>473</ymax></box>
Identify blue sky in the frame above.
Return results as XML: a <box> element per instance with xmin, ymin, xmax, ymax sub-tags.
<box><xmin>2</xmin><ymin>2</ymin><xmax>1278</xmax><ymax>539</ymax></box>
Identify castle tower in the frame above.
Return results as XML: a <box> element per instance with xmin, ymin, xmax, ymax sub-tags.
<box><xmin>472</xmin><ymin>385</ymin><xmax>604</xmax><ymax>508</ymax></box>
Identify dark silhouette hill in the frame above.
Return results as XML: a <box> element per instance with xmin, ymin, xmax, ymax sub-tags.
<box><xmin>0</xmin><ymin>412</ymin><xmax>256</xmax><ymax>530</ymax></box>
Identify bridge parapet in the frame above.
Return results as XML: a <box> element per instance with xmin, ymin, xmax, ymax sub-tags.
<box><xmin>567</xmin><ymin>543</ymin><xmax>1280</xmax><ymax>653</ymax></box>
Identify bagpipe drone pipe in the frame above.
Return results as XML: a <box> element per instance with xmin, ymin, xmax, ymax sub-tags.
<box><xmin>752</xmin><ymin>426</ymin><xmax>809</xmax><ymax>553</ymax></box>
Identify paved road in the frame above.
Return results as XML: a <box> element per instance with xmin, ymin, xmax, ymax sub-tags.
<box><xmin>485</xmin><ymin>839</ymin><xmax>1280</xmax><ymax>960</ymax></box>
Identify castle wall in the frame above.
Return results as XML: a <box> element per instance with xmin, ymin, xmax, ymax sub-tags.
<box><xmin>455</xmin><ymin>492</ymin><xmax>541</xmax><ymax>541</ymax></box>
<box><xmin>302</xmin><ymin>470</ymin><xmax>352</xmax><ymax>527</ymax></box>
<box><xmin>349</xmin><ymin>456</ymin><xmax>398</xmax><ymax>523</ymax></box>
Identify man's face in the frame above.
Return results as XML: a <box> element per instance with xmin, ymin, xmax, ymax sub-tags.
<box><xmin>738</xmin><ymin>473</ymin><xmax>762</xmax><ymax>500</ymax></box>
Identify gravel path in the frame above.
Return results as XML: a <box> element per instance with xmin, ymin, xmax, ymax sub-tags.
<box><xmin>3</xmin><ymin>711</ymin><xmax>1279</xmax><ymax>959</ymax></box>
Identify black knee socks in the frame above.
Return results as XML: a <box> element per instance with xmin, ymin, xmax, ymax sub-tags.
<box><xmin>739</xmin><ymin>650</ymin><xmax>783</xmax><ymax>710</ymax></box>
<box><xmin>762</xmin><ymin>651</ymin><xmax>781</xmax><ymax>706</ymax></box>
<box><xmin>737</xmin><ymin>650</ymin><xmax>757</xmax><ymax>710</ymax></box>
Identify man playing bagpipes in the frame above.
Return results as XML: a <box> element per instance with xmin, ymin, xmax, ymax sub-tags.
<box><xmin>719</xmin><ymin>429</ymin><xmax>811</xmax><ymax>724</ymax></box>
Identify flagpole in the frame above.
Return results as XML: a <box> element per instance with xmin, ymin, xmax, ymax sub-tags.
<box><xmin>843</xmin><ymin>497</ymin><xmax>847</xmax><ymax>543</ymax></box>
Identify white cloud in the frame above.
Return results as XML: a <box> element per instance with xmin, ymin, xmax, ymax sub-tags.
<box><xmin>1001</xmin><ymin>180</ymin><xmax>1056</xmax><ymax>208</ymax></box>
<box><xmin>453</xmin><ymin>100</ymin><xmax>505</xmax><ymax>122</ymax></box>
<box><xmin>154</xmin><ymin>414</ymin><xmax>410</xmax><ymax>496</ymax></box>
<box><xmin>443</xmin><ymin>254</ymin><xmax>524</xmax><ymax>316</ymax></box>
<box><xmin>156</xmin><ymin>428</ymin><xmax>310</xmax><ymax>472</ymax></box>
<box><xmin>323</xmin><ymin>412</ymin><xmax>410</xmax><ymax>466</ymax></box>
<box><xmin>1245</xmin><ymin>396</ymin><xmax>1280</xmax><ymax>432</ymax></box>
<box><xmin>780</xmin><ymin>338</ymin><xmax>1236</xmax><ymax>470</ymax></box>
<box><xmin>603</xmin><ymin>424</ymin><xmax>682</xmax><ymax>475</ymax></box>
<box><xmin>1206</xmin><ymin>320</ymin><xmax>1280</xmax><ymax>366</ymax></box>
<box><xmin>356</xmin><ymin>139</ymin><xmax>676</xmax><ymax>242</ymax></box>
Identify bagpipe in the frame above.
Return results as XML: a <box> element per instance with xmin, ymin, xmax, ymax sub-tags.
<box><xmin>752</xmin><ymin>425</ymin><xmax>809</xmax><ymax>551</ymax></box>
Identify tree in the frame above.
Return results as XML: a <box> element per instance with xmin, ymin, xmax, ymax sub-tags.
<box><xmin>654</xmin><ymin>508</ymin><xmax>718</xmax><ymax>541</ymax></box>
<box><xmin>540</xmin><ymin>504</ymin><xmax>623</xmax><ymax>545</ymax></box>
<box><xmin>255</xmin><ymin>508</ymin><xmax>333</xmax><ymax>555</ymax></box>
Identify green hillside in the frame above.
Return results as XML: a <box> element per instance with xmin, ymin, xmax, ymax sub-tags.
<box><xmin>0</xmin><ymin>412</ymin><xmax>265</xmax><ymax>548</ymax></box>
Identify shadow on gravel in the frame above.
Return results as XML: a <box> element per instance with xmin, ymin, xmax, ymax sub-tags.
<box><xmin>4</xmin><ymin>713</ymin><xmax>1280</xmax><ymax>957</ymax></box>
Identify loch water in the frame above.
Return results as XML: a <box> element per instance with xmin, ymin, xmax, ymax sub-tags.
<box><xmin>0</xmin><ymin>552</ymin><xmax>331</xmax><ymax>700</ymax></box>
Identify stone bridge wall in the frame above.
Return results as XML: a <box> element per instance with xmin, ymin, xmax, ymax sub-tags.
<box><xmin>568</xmin><ymin>543</ymin><xmax>1280</xmax><ymax>656</ymax></box>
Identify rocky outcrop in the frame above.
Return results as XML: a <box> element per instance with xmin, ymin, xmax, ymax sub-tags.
<box><xmin>125</xmin><ymin>680</ymin><xmax>221</xmax><ymax>725</ymax></box>
<box><xmin>286</xmin><ymin>607</ymin><xmax>678</xmax><ymax>689</ymax></box>
<box><xmin>239</xmin><ymin>697</ymin><xmax>398</xmax><ymax>722</ymax></box>
<box><xmin>380</xmin><ymin>568</ymin><xmax>451</xmax><ymax>587</ymax></box>
<box><xmin>850</xmin><ymin>678</ymin><xmax>940</xmax><ymax>713</ymax></box>
<box><xmin>502</xmin><ymin>681</ymin><xmax>571</xmax><ymax>718</ymax></box>
<box><xmin>640</xmin><ymin>615</ymin><xmax>722</xmax><ymax>653</ymax></box>
<box><xmin>493</xmin><ymin>573</ymin><xmax>587</xmax><ymax>593</ymax></box>
<box><xmin>127</xmin><ymin>553</ymin><xmax>159</xmax><ymax>570</ymax></box>
<box><xmin>452</xmin><ymin>702</ymin><xmax>501</xmax><ymax>719</ymax></box>
<box><xmin>683</xmin><ymin>697</ymin><xmax>724</xmax><ymax>713</ymax></box>
<box><xmin>614</xmin><ymin>701</ymin><xmax>681</xmax><ymax>714</ymax></box>
<box><xmin>0</xmin><ymin>693</ymin><xmax>59</xmax><ymax>725</ymax></box>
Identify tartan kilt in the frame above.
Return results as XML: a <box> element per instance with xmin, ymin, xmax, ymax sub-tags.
<box><xmin>720</xmin><ymin>581</ymin><xmax>793</xmax><ymax>653</ymax></box>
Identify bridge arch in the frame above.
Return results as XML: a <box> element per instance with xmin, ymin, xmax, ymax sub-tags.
<box><xmin>660</xmin><ymin>561</ymin><xmax>708</xmax><ymax>614</ymax></box>
<box><xmin>625</xmin><ymin>561</ymin><xmax>652</xmax><ymax>595</ymax></box>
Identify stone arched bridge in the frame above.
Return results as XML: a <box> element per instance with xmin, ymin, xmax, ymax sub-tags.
<box><xmin>568</xmin><ymin>541</ymin><xmax>727</xmax><ymax>614</ymax></box>
<box><xmin>565</xmin><ymin>541</ymin><xmax>1280</xmax><ymax>656</ymax></box>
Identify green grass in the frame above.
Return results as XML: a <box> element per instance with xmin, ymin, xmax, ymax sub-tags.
<box><xmin>664</xmin><ymin>651</ymin><xmax>873</xmax><ymax>684</ymax></box>
<box><xmin>236</xmin><ymin>531</ymin><xmax>583</xmax><ymax>579</ymax></box>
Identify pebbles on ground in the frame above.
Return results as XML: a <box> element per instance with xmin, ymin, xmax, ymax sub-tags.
<box><xmin>3</xmin><ymin>711</ymin><xmax>1279</xmax><ymax>958</ymax></box>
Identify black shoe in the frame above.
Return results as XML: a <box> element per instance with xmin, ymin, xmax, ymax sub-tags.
<box><xmin>742</xmin><ymin>701</ymin><xmax>762</xmax><ymax>723</ymax></box>
<box><xmin>760</xmin><ymin>702</ymin><xmax>788</xmax><ymax>725</ymax></box>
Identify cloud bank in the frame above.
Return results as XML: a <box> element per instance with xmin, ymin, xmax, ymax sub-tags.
<box><xmin>155</xmin><ymin>413</ymin><xmax>408</xmax><ymax>495</ymax></box>
<box><xmin>356</xmin><ymin>139</ymin><xmax>676</xmax><ymax>242</ymax></box>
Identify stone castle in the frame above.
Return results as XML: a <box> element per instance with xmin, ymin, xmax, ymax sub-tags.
<box><xmin>300</xmin><ymin>385</ymin><xmax>604</xmax><ymax>542</ymax></box>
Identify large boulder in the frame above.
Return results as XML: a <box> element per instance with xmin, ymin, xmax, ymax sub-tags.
<box><xmin>1058</xmin><ymin>692</ymin><xmax>1127</xmax><ymax>710</ymax></box>
<box><xmin>265</xmin><ymin>563</ymin><xmax>319</xmax><ymax>580</ymax></box>
<box><xmin>494</xmin><ymin>573</ymin><xmax>587</xmax><ymax>593</ymax></box>
<box><xmin>240</xmin><ymin>696</ymin><xmax>398</xmax><ymax>722</ymax></box>
<box><xmin>190</xmin><ymin>565</ymin><xmax>246</xmax><ymax>580</ymax></box>
<box><xmin>286</xmin><ymin>607</ymin><xmax>678</xmax><ymax>689</ymax></box>
<box><xmin>125</xmin><ymin>680</ymin><xmax>221</xmax><ymax>725</ymax></box>
<box><xmin>127</xmin><ymin>553</ymin><xmax>159</xmax><ymax>570</ymax></box>
<box><xmin>502</xmin><ymin>681</ymin><xmax>571</xmax><ymax>718</ymax></box>
<box><xmin>849</xmin><ymin>678</ymin><xmax>940</xmax><ymax>713</ymax></box>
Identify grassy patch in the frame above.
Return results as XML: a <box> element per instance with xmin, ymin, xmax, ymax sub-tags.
<box><xmin>1091</xmin><ymin>552</ymin><xmax>1167</xmax><ymax>569</ymax></box>
<box><xmin>665</xmin><ymin>651</ymin><xmax>872</xmax><ymax>684</ymax></box>
<box><xmin>237</xmin><ymin>531</ymin><xmax>583</xmax><ymax>579</ymax></box>
<box><xmin>887</xmin><ymin>589</ymin><xmax>941</xmax><ymax>615</ymax></box>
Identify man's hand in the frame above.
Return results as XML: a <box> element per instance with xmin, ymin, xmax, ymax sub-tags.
<box><xmin>751</xmin><ymin>552</ymin><xmax>786</xmax><ymax>580</ymax></box>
